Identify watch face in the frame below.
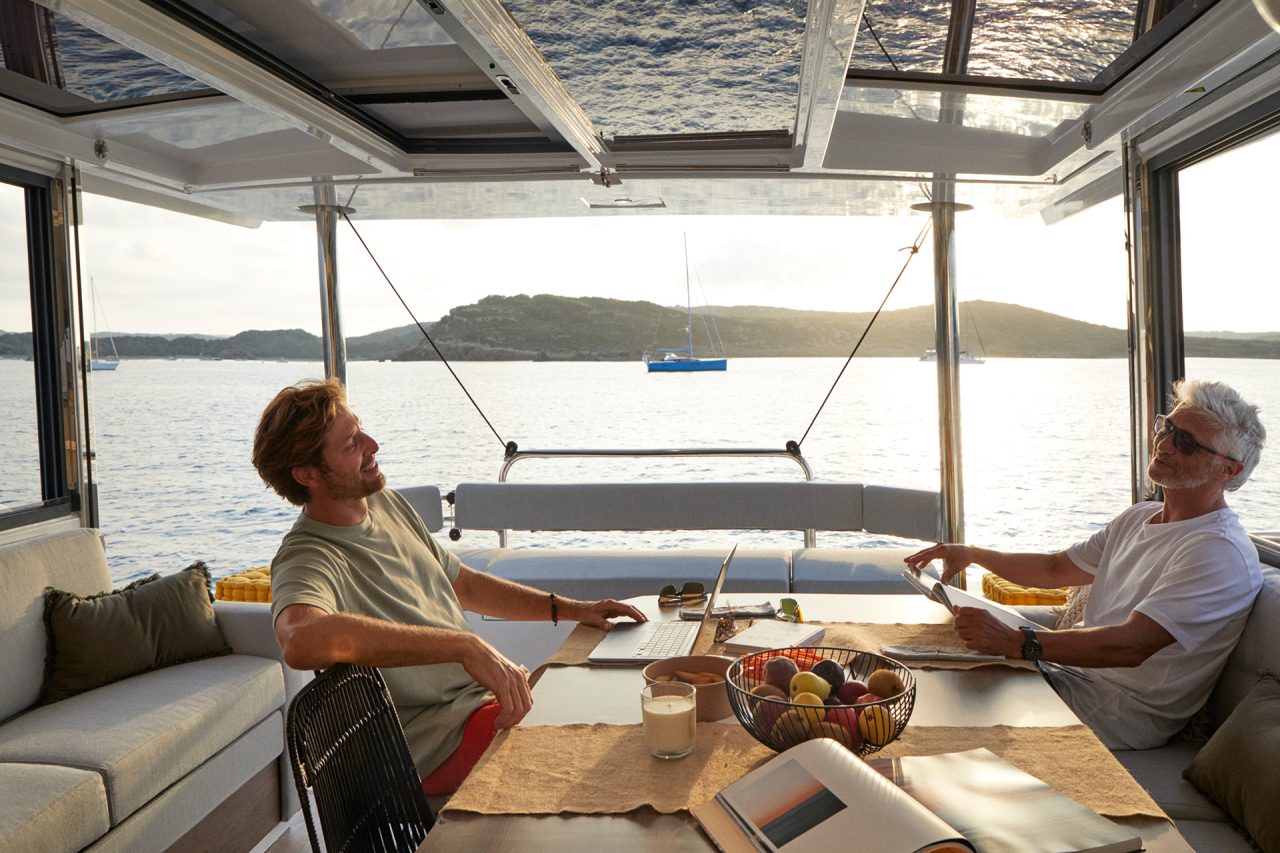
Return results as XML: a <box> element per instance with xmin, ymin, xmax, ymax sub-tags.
<box><xmin>1020</xmin><ymin>628</ymin><xmax>1042</xmax><ymax>662</ymax></box>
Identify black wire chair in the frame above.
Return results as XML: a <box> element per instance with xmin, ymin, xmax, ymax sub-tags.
<box><xmin>286</xmin><ymin>664</ymin><xmax>435</xmax><ymax>852</ymax></box>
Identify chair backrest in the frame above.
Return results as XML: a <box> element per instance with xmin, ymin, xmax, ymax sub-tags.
<box><xmin>286</xmin><ymin>664</ymin><xmax>435</xmax><ymax>852</ymax></box>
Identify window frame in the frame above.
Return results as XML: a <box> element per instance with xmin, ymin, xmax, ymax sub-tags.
<box><xmin>0</xmin><ymin>163</ymin><xmax>75</xmax><ymax>532</ymax></box>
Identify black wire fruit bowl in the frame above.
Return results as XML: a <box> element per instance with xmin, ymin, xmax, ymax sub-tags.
<box><xmin>725</xmin><ymin>646</ymin><xmax>915</xmax><ymax>757</ymax></box>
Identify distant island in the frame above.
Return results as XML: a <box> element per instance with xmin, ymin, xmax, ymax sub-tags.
<box><xmin>2</xmin><ymin>298</ymin><xmax>1278</xmax><ymax>361</ymax></box>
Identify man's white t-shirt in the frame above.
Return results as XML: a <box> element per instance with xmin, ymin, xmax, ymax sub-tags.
<box><xmin>1054</xmin><ymin>501</ymin><xmax>1260</xmax><ymax>749</ymax></box>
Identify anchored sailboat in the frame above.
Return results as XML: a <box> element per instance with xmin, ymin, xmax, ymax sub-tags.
<box><xmin>645</xmin><ymin>236</ymin><xmax>727</xmax><ymax>372</ymax></box>
<box><xmin>89</xmin><ymin>278</ymin><xmax>120</xmax><ymax>371</ymax></box>
<box><xmin>921</xmin><ymin>305</ymin><xmax>986</xmax><ymax>364</ymax></box>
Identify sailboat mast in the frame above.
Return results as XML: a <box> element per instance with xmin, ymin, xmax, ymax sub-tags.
<box><xmin>683</xmin><ymin>233</ymin><xmax>693</xmax><ymax>355</ymax></box>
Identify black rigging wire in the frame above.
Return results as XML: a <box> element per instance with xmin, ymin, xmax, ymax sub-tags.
<box><xmin>797</xmin><ymin>218</ymin><xmax>933</xmax><ymax>448</ymax></box>
<box><xmin>338</xmin><ymin>210</ymin><xmax>508</xmax><ymax>449</ymax></box>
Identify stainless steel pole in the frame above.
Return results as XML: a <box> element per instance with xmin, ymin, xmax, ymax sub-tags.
<box><xmin>927</xmin><ymin>189</ymin><xmax>967</xmax><ymax>553</ymax></box>
<box><xmin>302</xmin><ymin>188</ymin><xmax>351</xmax><ymax>384</ymax></box>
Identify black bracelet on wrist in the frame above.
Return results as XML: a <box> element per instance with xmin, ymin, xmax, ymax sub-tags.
<box><xmin>550</xmin><ymin>592</ymin><xmax>558</xmax><ymax>625</ymax></box>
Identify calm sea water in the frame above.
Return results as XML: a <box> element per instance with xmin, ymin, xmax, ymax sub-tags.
<box><xmin>2</xmin><ymin>357</ymin><xmax>1276</xmax><ymax>584</ymax></box>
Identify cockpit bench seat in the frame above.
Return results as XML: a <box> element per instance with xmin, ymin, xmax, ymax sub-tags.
<box><xmin>1108</xmin><ymin>560</ymin><xmax>1280</xmax><ymax>852</ymax></box>
<box><xmin>401</xmin><ymin>482</ymin><xmax>941</xmax><ymax>670</ymax></box>
<box><xmin>0</xmin><ymin>529</ymin><xmax>305</xmax><ymax>853</ymax></box>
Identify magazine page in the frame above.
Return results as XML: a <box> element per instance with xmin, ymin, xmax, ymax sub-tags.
<box><xmin>940</xmin><ymin>585</ymin><xmax>1034</xmax><ymax>632</ymax></box>
<box><xmin>870</xmin><ymin>748</ymin><xmax>1141</xmax><ymax>853</ymax></box>
<box><xmin>697</xmin><ymin>739</ymin><xmax>973</xmax><ymax>853</ymax></box>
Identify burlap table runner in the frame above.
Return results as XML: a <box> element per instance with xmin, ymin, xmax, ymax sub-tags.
<box><xmin>541</xmin><ymin>620</ymin><xmax>1033</xmax><ymax>671</ymax></box>
<box><xmin>440</xmin><ymin>722</ymin><xmax>1165</xmax><ymax>820</ymax></box>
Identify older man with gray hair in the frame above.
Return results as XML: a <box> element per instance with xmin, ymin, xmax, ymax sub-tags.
<box><xmin>906</xmin><ymin>379</ymin><xmax>1267</xmax><ymax>749</ymax></box>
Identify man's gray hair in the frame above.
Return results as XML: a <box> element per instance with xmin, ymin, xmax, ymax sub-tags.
<box><xmin>1172</xmin><ymin>378</ymin><xmax>1266</xmax><ymax>491</ymax></box>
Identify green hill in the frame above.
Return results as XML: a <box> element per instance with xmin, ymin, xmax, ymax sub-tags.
<box><xmin>398</xmin><ymin>297</ymin><xmax>1139</xmax><ymax>360</ymax></box>
<box><xmin>14</xmin><ymin>299</ymin><xmax>1279</xmax><ymax>362</ymax></box>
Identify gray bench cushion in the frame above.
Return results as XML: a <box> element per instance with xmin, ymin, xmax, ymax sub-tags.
<box><xmin>0</xmin><ymin>529</ymin><xmax>112</xmax><ymax>721</ymax></box>
<box><xmin>1208</xmin><ymin>564</ymin><xmax>1280</xmax><ymax>728</ymax></box>
<box><xmin>1112</xmin><ymin>741</ymin><xmax>1227</xmax><ymax>822</ymax></box>
<box><xmin>398</xmin><ymin>485</ymin><xmax>444</xmax><ymax>532</ymax></box>
<box><xmin>481</xmin><ymin>548</ymin><xmax>790</xmax><ymax>601</ymax></box>
<box><xmin>86</xmin><ymin>712</ymin><xmax>283</xmax><ymax>853</ymax></box>
<box><xmin>1175</xmin><ymin>819</ymin><xmax>1255</xmax><ymax>853</ymax></box>
<box><xmin>455</xmin><ymin>482</ymin><xmax>867</xmax><ymax>532</ymax></box>
<box><xmin>0</xmin><ymin>655</ymin><xmax>283</xmax><ymax>824</ymax></box>
<box><xmin>0</xmin><ymin>763</ymin><xmax>109</xmax><ymax>853</ymax></box>
<box><xmin>790</xmin><ymin>547</ymin><xmax>918</xmax><ymax>593</ymax></box>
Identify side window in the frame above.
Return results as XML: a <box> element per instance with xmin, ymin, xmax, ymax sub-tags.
<box><xmin>1177</xmin><ymin>130</ymin><xmax>1280</xmax><ymax>537</ymax></box>
<box><xmin>0</xmin><ymin>180</ymin><xmax>42</xmax><ymax>512</ymax></box>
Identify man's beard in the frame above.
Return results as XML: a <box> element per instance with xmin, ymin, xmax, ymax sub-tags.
<box><xmin>321</xmin><ymin>464</ymin><xmax>385</xmax><ymax>500</ymax></box>
<box><xmin>1148</xmin><ymin>457</ymin><xmax>1216</xmax><ymax>491</ymax></box>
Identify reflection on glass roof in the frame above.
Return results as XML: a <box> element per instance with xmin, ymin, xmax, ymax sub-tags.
<box><xmin>851</xmin><ymin>0</ymin><xmax>950</xmax><ymax>75</ymax></box>
<box><xmin>504</xmin><ymin>0</ymin><xmax>807</xmax><ymax>138</ymax></box>
<box><xmin>842</xmin><ymin>86</ymin><xmax>1089</xmax><ymax>136</ymax></box>
<box><xmin>968</xmin><ymin>0</ymin><xmax>1135</xmax><ymax>82</ymax></box>
<box><xmin>305</xmin><ymin>0</ymin><xmax>453</xmax><ymax>49</ymax></box>
<box><xmin>852</xmin><ymin>0</ymin><xmax>1138</xmax><ymax>84</ymax></box>
<box><xmin>51</xmin><ymin>17</ymin><xmax>208</xmax><ymax>104</ymax></box>
<box><xmin>0</xmin><ymin>5</ymin><xmax>207</xmax><ymax>110</ymax></box>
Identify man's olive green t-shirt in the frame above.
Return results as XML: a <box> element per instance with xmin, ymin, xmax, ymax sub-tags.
<box><xmin>270</xmin><ymin>488</ymin><xmax>492</xmax><ymax>775</ymax></box>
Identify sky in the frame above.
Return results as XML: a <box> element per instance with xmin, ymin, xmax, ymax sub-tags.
<box><xmin>1</xmin><ymin>131</ymin><xmax>1276</xmax><ymax>338</ymax></box>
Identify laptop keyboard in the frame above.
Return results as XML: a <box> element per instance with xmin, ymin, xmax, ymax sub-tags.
<box><xmin>632</xmin><ymin>620</ymin><xmax>695</xmax><ymax>658</ymax></box>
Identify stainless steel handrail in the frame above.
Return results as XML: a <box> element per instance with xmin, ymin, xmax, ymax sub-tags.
<box><xmin>482</xmin><ymin>445</ymin><xmax>817</xmax><ymax>547</ymax></box>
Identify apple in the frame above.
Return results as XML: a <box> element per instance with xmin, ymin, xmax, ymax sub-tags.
<box><xmin>750</xmin><ymin>683</ymin><xmax>787</xmax><ymax>701</ymax></box>
<box><xmin>835</xmin><ymin>679</ymin><xmax>869</xmax><ymax>704</ymax></box>
<box><xmin>789</xmin><ymin>671</ymin><xmax>832</xmax><ymax>701</ymax></box>
<box><xmin>811</xmin><ymin>658</ymin><xmax>845</xmax><ymax>690</ymax></box>
<box><xmin>867</xmin><ymin>669</ymin><xmax>907</xmax><ymax>699</ymax></box>
<box><xmin>770</xmin><ymin>709</ymin><xmax>813</xmax><ymax>749</ymax></box>
<box><xmin>755</xmin><ymin>695</ymin><xmax>789</xmax><ymax>731</ymax></box>
<box><xmin>763</xmin><ymin>656</ymin><xmax>799</xmax><ymax>691</ymax></box>
<box><xmin>825</xmin><ymin>706</ymin><xmax>863</xmax><ymax>748</ymax></box>
<box><xmin>854</xmin><ymin>692</ymin><xmax>884</xmax><ymax>705</ymax></box>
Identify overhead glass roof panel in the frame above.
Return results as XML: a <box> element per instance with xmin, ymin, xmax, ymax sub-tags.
<box><xmin>304</xmin><ymin>0</ymin><xmax>453</xmax><ymax>49</ymax></box>
<box><xmin>840</xmin><ymin>85</ymin><xmax>1089</xmax><ymax>135</ymax></box>
<box><xmin>966</xmin><ymin>0</ymin><xmax>1136</xmax><ymax>83</ymax></box>
<box><xmin>0</xmin><ymin>4</ymin><xmax>210</xmax><ymax>113</ymax></box>
<box><xmin>849</xmin><ymin>0</ymin><xmax>951</xmax><ymax>75</ymax></box>
<box><xmin>502</xmin><ymin>0</ymin><xmax>808</xmax><ymax>138</ymax></box>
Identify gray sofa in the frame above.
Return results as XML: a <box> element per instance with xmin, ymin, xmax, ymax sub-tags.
<box><xmin>0</xmin><ymin>528</ymin><xmax>306</xmax><ymax>853</ymax></box>
<box><xmin>1108</xmin><ymin>560</ymin><xmax>1280</xmax><ymax>852</ymax></box>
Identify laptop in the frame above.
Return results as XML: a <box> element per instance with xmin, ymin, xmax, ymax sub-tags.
<box><xmin>588</xmin><ymin>544</ymin><xmax>738</xmax><ymax>664</ymax></box>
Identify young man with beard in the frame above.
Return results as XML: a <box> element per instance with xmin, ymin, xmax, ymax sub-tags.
<box><xmin>905</xmin><ymin>379</ymin><xmax>1266</xmax><ymax>749</ymax></box>
<box><xmin>253</xmin><ymin>378</ymin><xmax>646</xmax><ymax>793</ymax></box>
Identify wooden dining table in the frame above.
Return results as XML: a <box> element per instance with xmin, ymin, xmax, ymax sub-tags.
<box><xmin>421</xmin><ymin>594</ymin><xmax>1191</xmax><ymax>852</ymax></box>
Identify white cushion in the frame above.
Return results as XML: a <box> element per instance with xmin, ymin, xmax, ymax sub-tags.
<box><xmin>0</xmin><ymin>763</ymin><xmax>108</xmax><ymax>853</ymax></box>
<box><xmin>0</xmin><ymin>529</ymin><xmax>112</xmax><ymax>720</ymax></box>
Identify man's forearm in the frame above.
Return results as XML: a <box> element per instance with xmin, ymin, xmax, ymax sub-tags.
<box><xmin>969</xmin><ymin>548</ymin><xmax>1088</xmax><ymax>590</ymax></box>
<box><xmin>283</xmin><ymin>611</ymin><xmax>480</xmax><ymax>671</ymax></box>
<box><xmin>453</xmin><ymin>566</ymin><xmax>568</xmax><ymax>621</ymax></box>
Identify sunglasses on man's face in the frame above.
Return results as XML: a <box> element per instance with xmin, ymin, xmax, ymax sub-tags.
<box><xmin>658</xmin><ymin>581</ymin><xmax>707</xmax><ymax>606</ymax></box>
<box><xmin>1154</xmin><ymin>414</ymin><xmax>1241</xmax><ymax>463</ymax></box>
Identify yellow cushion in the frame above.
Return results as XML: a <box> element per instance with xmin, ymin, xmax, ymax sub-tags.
<box><xmin>981</xmin><ymin>573</ymin><xmax>1068</xmax><ymax>606</ymax></box>
<box><xmin>214</xmin><ymin>567</ymin><xmax>272</xmax><ymax>603</ymax></box>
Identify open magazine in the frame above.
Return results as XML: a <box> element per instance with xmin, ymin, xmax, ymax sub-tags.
<box><xmin>900</xmin><ymin>569</ymin><xmax>1092</xmax><ymax>680</ymax></box>
<box><xmin>901</xmin><ymin>568</ymin><xmax>1030</xmax><ymax>630</ymax></box>
<box><xmin>692</xmin><ymin>739</ymin><xmax>1141</xmax><ymax>853</ymax></box>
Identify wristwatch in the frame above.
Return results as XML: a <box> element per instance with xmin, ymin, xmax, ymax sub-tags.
<box><xmin>1019</xmin><ymin>626</ymin><xmax>1043</xmax><ymax>662</ymax></box>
